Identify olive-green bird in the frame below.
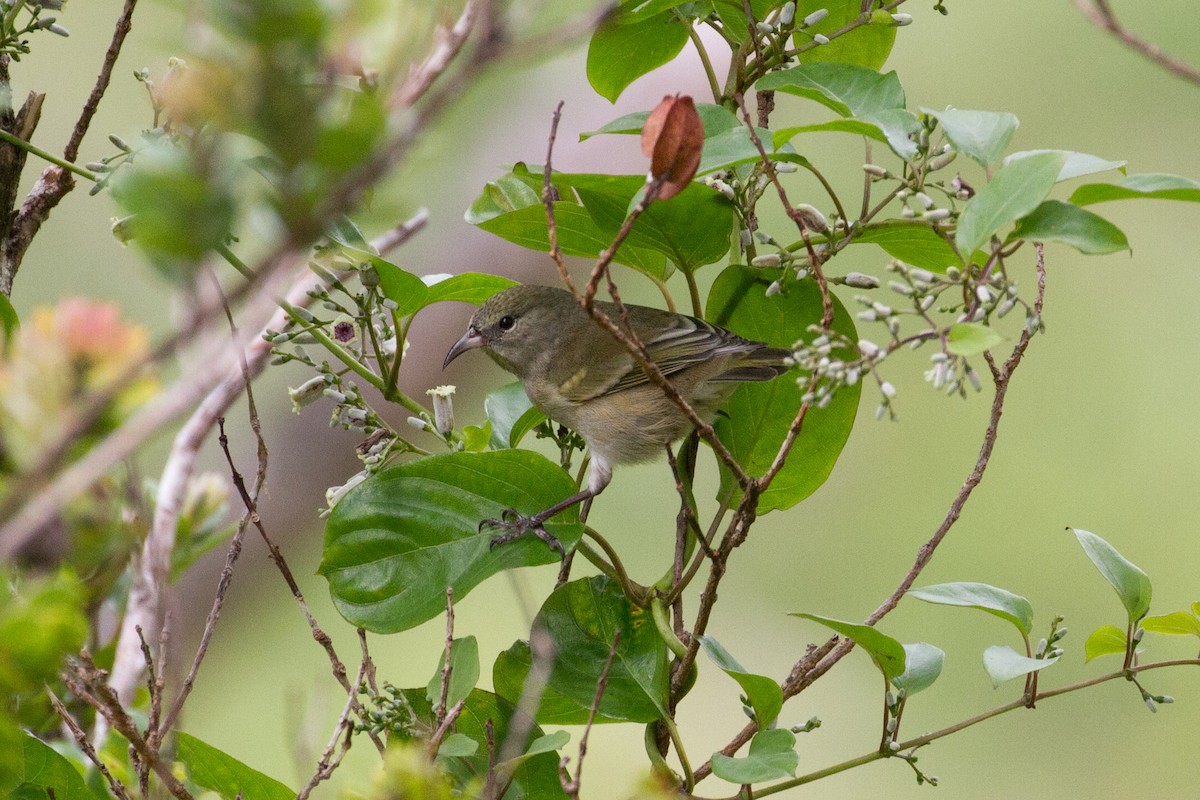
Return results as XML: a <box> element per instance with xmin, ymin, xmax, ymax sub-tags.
<box><xmin>443</xmin><ymin>283</ymin><xmax>791</xmax><ymax>554</ymax></box>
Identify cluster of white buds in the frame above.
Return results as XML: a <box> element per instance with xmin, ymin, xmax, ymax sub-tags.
<box><xmin>323</xmin><ymin>470</ymin><xmax>368</xmax><ymax>514</ymax></box>
<box><xmin>924</xmin><ymin>351</ymin><xmax>983</xmax><ymax>397</ymax></box>
<box><xmin>358</xmin><ymin>431</ymin><xmax>399</xmax><ymax>472</ymax></box>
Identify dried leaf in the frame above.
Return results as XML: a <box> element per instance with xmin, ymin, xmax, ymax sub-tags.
<box><xmin>641</xmin><ymin>94</ymin><xmax>703</xmax><ymax>200</ymax></box>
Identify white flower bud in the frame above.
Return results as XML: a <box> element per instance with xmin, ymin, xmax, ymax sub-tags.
<box><xmin>779</xmin><ymin>2</ymin><xmax>796</xmax><ymax>26</ymax></box>
<box><xmin>326</xmin><ymin>471</ymin><xmax>367</xmax><ymax>508</ymax></box>
<box><xmin>289</xmin><ymin>376</ymin><xmax>327</xmax><ymax>412</ymax></box>
<box><xmin>426</xmin><ymin>385</ymin><xmax>456</xmax><ymax>434</ymax></box>
<box><xmin>880</xmin><ymin>381</ymin><xmax>896</xmax><ymax>399</ymax></box>
<box><xmin>923</xmin><ymin>208</ymin><xmax>952</xmax><ymax>221</ymax></box>
<box><xmin>766</xmin><ymin>280</ymin><xmax>783</xmax><ymax>297</ymax></box>
<box><xmin>891</xmin><ymin>13</ymin><xmax>913</xmax><ymax>25</ymax></box>
<box><xmin>976</xmin><ymin>285</ymin><xmax>993</xmax><ymax>303</ymax></box>
<box><xmin>914</xmin><ymin>192</ymin><xmax>934</xmax><ymax>209</ymax></box>
<box><xmin>858</xmin><ymin>339</ymin><xmax>880</xmax><ymax>358</ymax></box>
<box><xmin>751</xmin><ymin>253</ymin><xmax>782</xmax><ymax>267</ymax></box>
<box><xmin>795</xmin><ymin>203</ymin><xmax>829</xmax><ymax>232</ymax></box>
<box><xmin>803</xmin><ymin>8</ymin><xmax>829</xmax><ymax>27</ymax></box>
<box><xmin>813</xmin><ymin>33</ymin><xmax>830</xmax><ymax>44</ymax></box>
<box><xmin>862</xmin><ymin>163</ymin><xmax>888</xmax><ymax>178</ymax></box>
<box><xmin>909</xmin><ymin>268</ymin><xmax>935</xmax><ymax>283</ymax></box>
<box><xmin>845</xmin><ymin>272</ymin><xmax>880</xmax><ymax>289</ymax></box>
<box><xmin>406</xmin><ymin>416</ymin><xmax>428</xmax><ymax>431</ymax></box>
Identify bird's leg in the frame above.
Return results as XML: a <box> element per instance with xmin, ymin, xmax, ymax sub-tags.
<box><xmin>481</xmin><ymin>456</ymin><xmax>612</xmax><ymax>558</ymax></box>
<box><xmin>480</xmin><ymin>488</ymin><xmax>596</xmax><ymax>556</ymax></box>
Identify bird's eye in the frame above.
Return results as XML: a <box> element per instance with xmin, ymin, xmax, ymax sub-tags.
<box><xmin>498</xmin><ymin>315</ymin><xmax>515</xmax><ymax>331</ymax></box>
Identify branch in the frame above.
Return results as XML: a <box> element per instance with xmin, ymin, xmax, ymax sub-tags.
<box><xmin>1074</xmin><ymin>0</ymin><xmax>1200</xmax><ymax>86</ymax></box>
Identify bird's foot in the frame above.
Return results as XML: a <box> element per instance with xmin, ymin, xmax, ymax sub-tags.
<box><xmin>480</xmin><ymin>508</ymin><xmax>566</xmax><ymax>558</ymax></box>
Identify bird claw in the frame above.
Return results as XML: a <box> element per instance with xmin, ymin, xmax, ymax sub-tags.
<box><xmin>480</xmin><ymin>508</ymin><xmax>565</xmax><ymax>558</ymax></box>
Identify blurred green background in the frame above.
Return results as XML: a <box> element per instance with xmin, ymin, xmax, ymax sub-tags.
<box><xmin>9</xmin><ymin>1</ymin><xmax>1200</xmax><ymax>797</ymax></box>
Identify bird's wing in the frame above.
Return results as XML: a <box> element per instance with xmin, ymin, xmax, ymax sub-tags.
<box><xmin>606</xmin><ymin>314</ymin><xmax>760</xmax><ymax>393</ymax></box>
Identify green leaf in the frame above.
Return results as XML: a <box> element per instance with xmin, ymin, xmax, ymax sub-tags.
<box><xmin>0</xmin><ymin>293</ymin><xmax>17</xmax><ymax>355</ymax></box>
<box><xmin>1069</xmin><ymin>173</ymin><xmax>1200</xmax><ymax>206</ymax></box>
<box><xmin>699</xmin><ymin>635</ymin><xmax>784</xmax><ymax>728</ymax></box>
<box><xmin>587</xmin><ymin>9</ymin><xmax>689</xmax><ymax>103</ymax></box>
<box><xmin>1003</xmin><ymin>150</ymin><xmax>1126</xmax><ymax>182</ymax></box>
<box><xmin>580</xmin><ymin>103</ymin><xmax>741</xmax><ymax>140</ymax></box>
<box><xmin>946</xmin><ymin>323</ymin><xmax>1005</xmax><ymax>357</ymax></box>
<box><xmin>175</xmin><ymin>732</ymin><xmax>295</xmax><ymax>800</ymax></box>
<box><xmin>791</xmin><ymin>613</ymin><xmax>906</xmax><ymax>680</ymax></box>
<box><xmin>710</xmin><ymin>728</ymin><xmax>799</xmax><ymax>784</ymax></box>
<box><xmin>982</xmin><ymin>645</ymin><xmax>1058</xmax><ymax>688</ymax></box>
<box><xmin>757</xmin><ymin>62</ymin><xmax>905</xmax><ymax>118</ymax></box>
<box><xmin>955</xmin><ymin>151</ymin><xmax>1067</xmax><ymax>257</ymax></box>
<box><xmin>485</xmin><ymin>382</ymin><xmax>545</xmax><ymax>450</ymax></box>
<box><xmin>923</xmin><ymin>108</ymin><xmax>1019</xmax><ymax>168</ymax></box>
<box><xmin>909</xmin><ymin>582</ymin><xmax>1034</xmax><ymax>635</ymax></box>
<box><xmin>775</xmin><ymin>109</ymin><xmax>921</xmax><ymax>160</ymax></box>
<box><xmin>437</xmin><ymin>733</ymin><xmax>479</xmax><ymax>758</ymax></box>
<box><xmin>569</xmin><ymin>174</ymin><xmax>734</xmax><ymax>273</ymax></box>
<box><xmin>531</xmin><ymin>576</ymin><xmax>669</xmax><ymax>722</ymax></box>
<box><xmin>1141</xmin><ymin>611</ymin><xmax>1200</xmax><ymax>638</ymax></box>
<box><xmin>423</xmin><ymin>273</ymin><xmax>520</xmax><ymax>306</ymax></box>
<box><xmin>795</xmin><ymin>0</ymin><xmax>895</xmax><ymax>70</ymax></box>
<box><xmin>1072</xmin><ymin>528</ymin><xmax>1152</xmax><ymax>623</ymax></box>
<box><xmin>850</xmin><ymin>221</ymin><xmax>962</xmax><ymax>272</ymax></box>
<box><xmin>892</xmin><ymin>643</ymin><xmax>944</xmax><ymax>696</ymax></box>
<box><xmin>498</xmin><ymin>730</ymin><xmax>572</xmax><ymax>772</ymax></box>
<box><xmin>493</xmin><ymin>640</ymin><xmax>623</xmax><ymax>726</ymax></box>
<box><xmin>426</xmin><ymin>636</ymin><xmax>481</xmax><ymax>710</ymax></box>
<box><xmin>461</xmin><ymin>422</ymin><xmax>492</xmax><ymax>452</ymax></box>
<box><xmin>0</xmin><ymin>571</ymin><xmax>88</xmax><ymax>697</ymax></box>
<box><xmin>11</xmin><ymin>733</ymin><xmax>106</xmax><ymax>800</ymax></box>
<box><xmin>368</xmin><ymin>256</ymin><xmax>429</xmax><ymax>317</ymax></box>
<box><xmin>1084</xmin><ymin>625</ymin><xmax>1128</xmax><ymax>662</ymax></box>
<box><xmin>1008</xmin><ymin>200</ymin><xmax>1130</xmax><ymax>255</ymax></box>
<box><xmin>707</xmin><ymin>266</ymin><xmax>859</xmax><ymax>512</ymax></box>
<box><xmin>468</xmin><ymin>172</ymin><xmax>672</xmax><ymax>280</ymax></box>
<box><xmin>320</xmin><ymin>451</ymin><xmax>584</xmax><ymax>633</ymax></box>
<box><xmin>695</xmin><ymin>126</ymin><xmax>804</xmax><ymax>177</ymax></box>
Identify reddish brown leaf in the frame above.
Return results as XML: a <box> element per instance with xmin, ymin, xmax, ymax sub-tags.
<box><xmin>641</xmin><ymin>94</ymin><xmax>703</xmax><ymax>200</ymax></box>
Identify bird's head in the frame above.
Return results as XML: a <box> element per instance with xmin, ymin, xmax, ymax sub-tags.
<box><xmin>443</xmin><ymin>284</ymin><xmax>573</xmax><ymax>376</ymax></box>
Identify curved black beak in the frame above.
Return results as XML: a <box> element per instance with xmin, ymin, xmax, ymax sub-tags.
<box><xmin>443</xmin><ymin>326</ymin><xmax>485</xmax><ymax>368</ymax></box>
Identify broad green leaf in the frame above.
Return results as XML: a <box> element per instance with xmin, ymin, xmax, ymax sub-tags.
<box><xmin>699</xmin><ymin>635</ymin><xmax>784</xmax><ymax>728</ymax></box>
<box><xmin>893</xmin><ymin>643</ymin><xmax>944</xmax><ymax>696</ymax></box>
<box><xmin>372</xmin><ymin>257</ymin><xmax>430</xmax><ymax>316</ymax></box>
<box><xmin>615</xmin><ymin>0</ymin><xmax>697</xmax><ymax>20</ymax></box>
<box><xmin>320</xmin><ymin>451</ymin><xmax>584</xmax><ymax>633</ymax></box>
<box><xmin>461</xmin><ymin>423</ymin><xmax>492</xmax><ymax>452</ymax></box>
<box><xmin>1003</xmin><ymin>150</ymin><xmax>1126</xmax><ymax>182</ymax></box>
<box><xmin>982</xmin><ymin>645</ymin><xmax>1058</xmax><ymax>688</ymax></box>
<box><xmin>426</xmin><ymin>636</ymin><xmax>481</xmax><ymax>709</ymax></box>
<box><xmin>794</xmin><ymin>0</ymin><xmax>895</xmax><ymax>70</ymax></box>
<box><xmin>708</xmin><ymin>0</ymin><xmax>776</xmax><ymax>45</ymax></box>
<box><xmin>11</xmin><ymin>733</ymin><xmax>105</xmax><ymax>800</ymax></box>
<box><xmin>1142</xmin><ymin>611</ymin><xmax>1200</xmax><ymax>638</ymax></box>
<box><xmin>791</xmin><ymin>613</ymin><xmax>906</xmax><ymax>680</ymax></box>
<box><xmin>923</xmin><ymin>108</ymin><xmax>1019</xmax><ymax>168</ymax></box>
<box><xmin>694</xmin><ymin>126</ymin><xmax>805</xmax><ymax>177</ymax></box>
<box><xmin>423</xmin><ymin>273</ymin><xmax>519</xmax><ymax>306</ymax></box>
<box><xmin>465</xmin><ymin>171</ymin><xmax>542</xmax><ymax>220</ymax></box>
<box><xmin>1084</xmin><ymin>625</ymin><xmax>1128</xmax><ymax>662</ymax></box>
<box><xmin>532</xmin><ymin>576</ymin><xmax>669</xmax><ymax>722</ymax></box>
<box><xmin>1008</xmin><ymin>200</ymin><xmax>1130</xmax><ymax>255</ymax></box>
<box><xmin>569</xmin><ymin>174</ymin><xmax>734</xmax><ymax>272</ymax></box>
<box><xmin>909</xmin><ymin>582</ymin><xmax>1034</xmax><ymax>635</ymax></box>
<box><xmin>497</xmin><ymin>730</ymin><xmax>572</xmax><ymax>773</ymax></box>
<box><xmin>474</xmin><ymin>200</ymin><xmax>669</xmax><ymax>279</ymax></box>
<box><xmin>580</xmin><ymin>103</ymin><xmax>741</xmax><ymax>140</ymax></box>
<box><xmin>0</xmin><ymin>293</ymin><xmax>17</xmax><ymax>355</ymax></box>
<box><xmin>1069</xmin><ymin>173</ymin><xmax>1200</xmax><ymax>206</ymax></box>
<box><xmin>851</xmin><ymin>221</ymin><xmax>962</xmax><ymax>271</ymax></box>
<box><xmin>710</xmin><ymin>728</ymin><xmax>799</xmax><ymax>784</ymax></box>
<box><xmin>175</xmin><ymin>732</ymin><xmax>295</xmax><ymax>800</ymax></box>
<box><xmin>775</xmin><ymin>108</ymin><xmax>921</xmax><ymax>160</ymax></box>
<box><xmin>955</xmin><ymin>151</ymin><xmax>1067</xmax><ymax>257</ymax></box>
<box><xmin>493</xmin><ymin>640</ymin><xmax>623</xmax><ymax>726</ymax></box>
<box><xmin>397</xmin><ymin>688</ymin><xmax>568</xmax><ymax>799</ymax></box>
<box><xmin>946</xmin><ymin>323</ymin><xmax>1005</xmax><ymax>357</ymax></box>
<box><xmin>1072</xmin><ymin>528</ymin><xmax>1152</xmax><ymax>623</ymax></box>
<box><xmin>437</xmin><ymin>733</ymin><xmax>479</xmax><ymax>758</ymax></box>
<box><xmin>485</xmin><ymin>382</ymin><xmax>545</xmax><ymax>449</ymax></box>
<box><xmin>587</xmin><ymin>9</ymin><xmax>689</xmax><ymax>102</ymax></box>
<box><xmin>757</xmin><ymin>62</ymin><xmax>905</xmax><ymax>118</ymax></box>
<box><xmin>707</xmin><ymin>267</ymin><xmax>859</xmax><ymax>512</ymax></box>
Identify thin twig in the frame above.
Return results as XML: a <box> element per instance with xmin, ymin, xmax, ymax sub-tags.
<box><xmin>435</xmin><ymin>587</ymin><xmax>456</xmax><ymax>727</ymax></box>
<box><xmin>296</xmin><ymin>658</ymin><xmax>371</xmax><ymax>800</ymax></box>
<box><xmin>559</xmin><ymin>631</ymin><xmax>621</xmax><ymax>798</ymax></box>
<box><xmin>1074</xmin><ymin>0</ymin><xmax>1200</xmax><ymax>86</ymax></box>
<box><xmin>47</xmin><ymin>689</ymin><xmax>132</xmax><ymax>800</ymax></box>
<box><xmin>64</xmin><ymin>0</ymin><xmax>138</xmax><ymax>162</ymax></box>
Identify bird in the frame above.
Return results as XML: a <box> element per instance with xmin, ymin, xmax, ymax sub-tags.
<box><xmin>443</xmin><ymin>283</ymin><xmax>791</xmax><ymax>555</ymax></box>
